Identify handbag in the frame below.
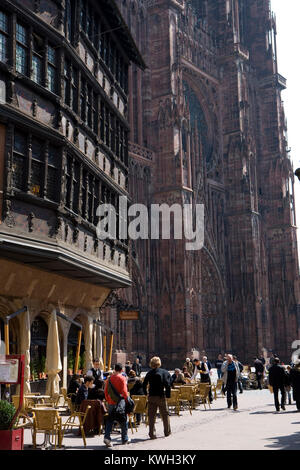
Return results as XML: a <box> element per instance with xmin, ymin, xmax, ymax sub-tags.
<box><xmin>108</xmin><ymin>379</ymin><xmax>134</xmax><ymax>416</ymax></box>
<box><xmin>125</xmin><ymin>396</ymin><xmax>135</xmax><ymax>414</ymax></box>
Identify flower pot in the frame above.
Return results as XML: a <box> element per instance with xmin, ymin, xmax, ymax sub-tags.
<box><xmin>0</xmin><ymin>429</ymin><xmax>24</xmax><ymax>450</ymax></box>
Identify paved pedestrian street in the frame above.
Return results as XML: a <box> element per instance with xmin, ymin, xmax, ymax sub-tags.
<box><xmin>22</xmin><ymin>389</ymin><xmax>300</xmax><ymax>451</ymax></box>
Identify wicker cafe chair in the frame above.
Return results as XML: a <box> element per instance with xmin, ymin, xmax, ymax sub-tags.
<box><xmin>32</xmin><ymin>409</ymin><xmax>62</xmax><ymax>449</ymax></box>
<box><xmin>12</xmin><ymin>395</ymin><xmax>36</xmax><ymax>414</ymax></box>
<box><xmin>178</xmin><ymin>387</ymin><xmax>193</xmax><ymax>415</ymax></box>
<box><xmin>196</xmin><ymin>383</ymin><xmax>211</xmax><ymax>410</ymax></box>
<box><xmin>128</xmin><ymin>400</ymin><xmax>139</xmax><ymax>434</ymax></box>
<box><xmin>131</xmin><ymin>395</ymin><xmax>148</xmax><ymax>425</ymax></box>
<box><xmin>60</xmin><ymin>387</ymin><xmax>68</xmax><ymax>406</ymax></box>
<box><xmin>66</xmin><ymin>396</ymin><xmax>76</xmax><ymax>414</ymax></box>
<box><xmin>166</xmin><ymin>389</ymin><xmax>180</xmax><ymax>416</ymax></box>
<box><xmin>43</xmin><ymin>395</ymin><xmax>60</xmax><ymax>407</ymax></box>
<box><xmin>62</xmin><ymin>405</ymin><xmax>91</xmax><ymax>447</ymax></box>
<box><xmin>211</xmin><ymin>379</ymin><xmax>225</xmax><ymax>399</ymax></box>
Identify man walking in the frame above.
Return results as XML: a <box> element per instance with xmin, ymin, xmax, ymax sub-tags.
<box><xmin>254</xmin><ymin>357</ymin><xmax>265</xmax><ymax>390</ymax></box>
<box><xmin>104</xmin><ymin>363</ymin><xmax>131</xmax><ymax>447</ymax></box>
<box><xmin>221</xmin><ymin>354</ymin><xmax>240</xmax><ymax>411</ymax></box>
<box><xmin>143</xmin><ymin>356</ymin><xmax>171</xmax><ymax>439</ymax></box>
<box><xmin>268</xmin><ymin>357</ymin><xmax>287</xmax><ymax>412</ymax></box>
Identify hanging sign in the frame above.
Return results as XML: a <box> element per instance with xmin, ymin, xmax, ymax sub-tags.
<box><xmin>119</xmin><ymin>310</ymin><xmax>139</xmax><ymax>321</ymax></box>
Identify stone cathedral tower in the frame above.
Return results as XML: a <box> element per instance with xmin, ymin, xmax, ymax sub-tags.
<box><xmin>103</xmin><ymin>0</ymin><xmax>300</xmax><ymax>367</ymax></box>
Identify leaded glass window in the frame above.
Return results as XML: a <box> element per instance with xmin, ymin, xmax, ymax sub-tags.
<box><xmin>65</xmin><ymin>0</ymin><xmax>72</xmax><ymax>41</ymax></box>
<box><xmin>47</xmin><ymin>145</ymin><xmax>60</xmax><ymax>202</ymax></box>
<box><xmin>47</xmin><ymin>45</ymin><xmax>56</xmax><ymax>93</ymax></box>
<box><xmin>64</xmin><ymin>60</ymin><xmax>71</xmax><ymax>106</ymax></box>
<box><xmin>12</xmin><ymin>131</ymin><xmax>27</xmax><ymax>190</ymax></box>
<box><xmin>80</xmin><ymin>78</ymin><xmax>86</xmax><ymax>122</ymax></box>
<box><xmin>32</xmin><ymin>36</ymin><xmax>43</xmax><ymax>85</ymax></box>
<box><xmin>30</xmin><ymin>138</ymin><xmax>44</xmax><ymax>196</ymax></box>
<box><xmin>16</xmin><ymin>24</ymin><xmax>28</xmax><ymax>75</ymax></box>
<box><xmin>0</xmin><ymin>11</ymin><xmax>8</xmax><ymax>64</ymax></box>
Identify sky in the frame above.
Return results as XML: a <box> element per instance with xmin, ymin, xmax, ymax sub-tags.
<box><xmin>271</xmin><ymin>0</ymin><xmax>300</xmax><ymax>256</ymax></box>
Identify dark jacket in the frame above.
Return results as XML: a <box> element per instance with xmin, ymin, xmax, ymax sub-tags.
<box><xmin>171</xmin><ymin>373</ymin><xmax>185</xmax><ymax>386</ymax></box>
<box><xmin>132</xmin><ymin>362</ymin><xmax>142</xmax><ymax>377</ymax></box>
<box><xmin>143</xmin><ymin>367</ymin><xmax>171</xmax><ymax>398</ymax></box>
<box><xmin>67</xmin><ymin>379</ymin><xmax>80</xmax><ymax>403</ymax></box>
<box><xmin>268</xmin><ymin>364</ymin><xmax>287</xmax><ymax>387</ymax></box>
<box><xmin>254</xmin><ymin>359</ymin><xmax>264</xmax><ymax>374</ymax></box>
<box><xmin>125</xmin><ymin>365</ymin><xmax>132</xmax><ymax>376</ymax></box>
<box><xmin>290</xmin><ymin>365</ymin><xmax>300</xmax><ymax>392</ymax></box>
<box><xmin>75</xmin><ymin>384</ymin><xmax>89</xmax><ymax>405</ymax></box>
<box><xmin>130</xmin><ymin>379</ymin><xmax>145</xmax><ymax>396</ymax></box>
<box><xmin>215</xmin><ymin>360</ymin><xmax>223</xmax><ymax>370</ymax></box>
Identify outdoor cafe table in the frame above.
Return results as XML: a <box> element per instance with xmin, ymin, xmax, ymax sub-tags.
<box><xmin>31</xmin><ymin>407</ymin><xmax>66</xmax><ymax>412</ymax></box>
<box><xmin>25</xmin><ymin>395</ymin><xmax>51</xmax><ymax>403</ymax></box>
<box><xmin>79</xmin><ymin>399</ymin><xmax>107</xmax><ymax>434</ymax></box>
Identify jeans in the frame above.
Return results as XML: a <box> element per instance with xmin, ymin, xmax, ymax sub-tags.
<box><xmin>273</xmin><ymin>385</ymin><xmax>286</xmax><ymax>411</ymax></box>
<box><xmin>104</xmin><ymin>404</ymin><xmax>128</xmax><ymax>443</ymax></box>
<box><xmin>217</xmin><ymin>369</ymin><xmax>222</xmax><ymax>379</ymax></box>
<box><xmin>238</xmin><ymin>377</ymin><xmax>243</xmax><ymax>392</ymax></box>
<box><xmin>226</xmin><ymin>381</ymin><xmax>238</xmax><ymax>408</ymax></box>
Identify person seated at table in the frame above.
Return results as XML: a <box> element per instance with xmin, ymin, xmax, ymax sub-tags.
<box><xmin>127</xmin><ymin>370</ymin><xmax>138</xmax><ymax>385</ymax></box>
<box><xmin>182</xmin><ymin>366</ymin><xmax>192</xmax><ymax>379</ymax></box>
<box><xmin>125</xmin><ymin>360</ymin><xmax>132</xmax><ymax>376</ymax></box>
<box><xmin>67</xmin><ymin>374</ymin><xmax>81</xmax><ymax>403</ymax></box>
<box><xmin>127</xmin><ymin>371</ymin><xmax>145</xmax><ymax>426</ymax></box>
<box><xmin>171</xmin><ymin>368</ymin><xmax>186</xmax><ymax>386</ymax></box>
<box><xmin>75</xmin><ymin>376</ymin><xmax>94</xmax><ymax>407</ymax></box>
<box><xmin>88</xmin><ymin>378</ymin><xmax>105</xmax><ymax>401</ymax></box>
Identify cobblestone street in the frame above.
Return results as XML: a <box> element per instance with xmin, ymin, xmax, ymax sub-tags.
<box><xmin>22</xmin><ymin>389</ymin><xmax>300</xmax><ymax>451</ymax></box>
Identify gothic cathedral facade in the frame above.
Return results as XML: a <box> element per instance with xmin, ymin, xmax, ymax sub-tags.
<box><xmin>101</xmin><ymin>0</ymin><xmax>300</xmax><ymax>367</ymax></box>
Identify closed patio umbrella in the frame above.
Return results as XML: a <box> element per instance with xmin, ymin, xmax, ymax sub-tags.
<box><xmin>95</xmin><ymin>321</ymin><xmax>104</xmax><ymax>371</ymax></box>
<box><xmin>84</xmin><ymin>317</ymin><xmax>93</xmax><ymax>374</ymax></box>
<box><xmin>20</xmin><ymin>309</ymin><xmax>31</xmax><ymax>394</ymax></box>
<box><xmin>45</xmin><ymin>311</ymin><xmax>62</xmax><ymax>397</ymax></box>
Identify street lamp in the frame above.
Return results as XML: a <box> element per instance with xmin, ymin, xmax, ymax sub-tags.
<box><xmin>295</xmin><ymin>168</ymin><xmax>300</xmax><ymax>181</ymax></box>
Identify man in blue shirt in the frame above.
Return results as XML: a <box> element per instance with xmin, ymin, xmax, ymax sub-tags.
<box><xmin>221</xmin><ymin>354</ymin><xmax>240</xmax><ymax>410</ymax></box>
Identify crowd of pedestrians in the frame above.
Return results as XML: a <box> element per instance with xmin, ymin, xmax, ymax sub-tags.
<box><xmin>66</xmin><ymin>351</ymin><xmax>300</xmax><ymax>447</ymax></box>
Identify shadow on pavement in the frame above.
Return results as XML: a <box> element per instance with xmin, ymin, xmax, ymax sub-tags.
<box><xmin>264</xmin><ymin>430</ymin><xmax>300</xmax><ymax>450</ymax></box>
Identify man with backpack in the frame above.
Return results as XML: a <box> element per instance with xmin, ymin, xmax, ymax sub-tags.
<box><xmin>104</xmin><ymin>363</ymin><xmax>131</xmax><ymax>447</ymax></box>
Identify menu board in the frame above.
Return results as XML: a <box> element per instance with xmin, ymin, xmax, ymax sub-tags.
<box><xmin>0</xmin><ymin>357</ymin><xmax>19</xmax><ymax>383</ymax></box>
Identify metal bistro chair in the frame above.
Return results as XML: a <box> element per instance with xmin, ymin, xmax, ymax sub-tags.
<box><xmin>32</xmin><ymin>409</ymin><xmax>62</xmax><ymax>449</ymax></box>
<box><xmin>61</xmin><ymin>405</ymin><xmax>91</xmax><ymax>447</ymax></box>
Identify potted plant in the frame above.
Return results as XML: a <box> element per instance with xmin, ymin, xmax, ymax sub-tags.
<box><xmin>67</xmin><ymin>349</ymin><xmax>74</xmax><ymax>375</ymax></box>
<box><xmin>0</xmin><ymin>400</ymin><xmax>24</xmax><ymax>450</ymax></box>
